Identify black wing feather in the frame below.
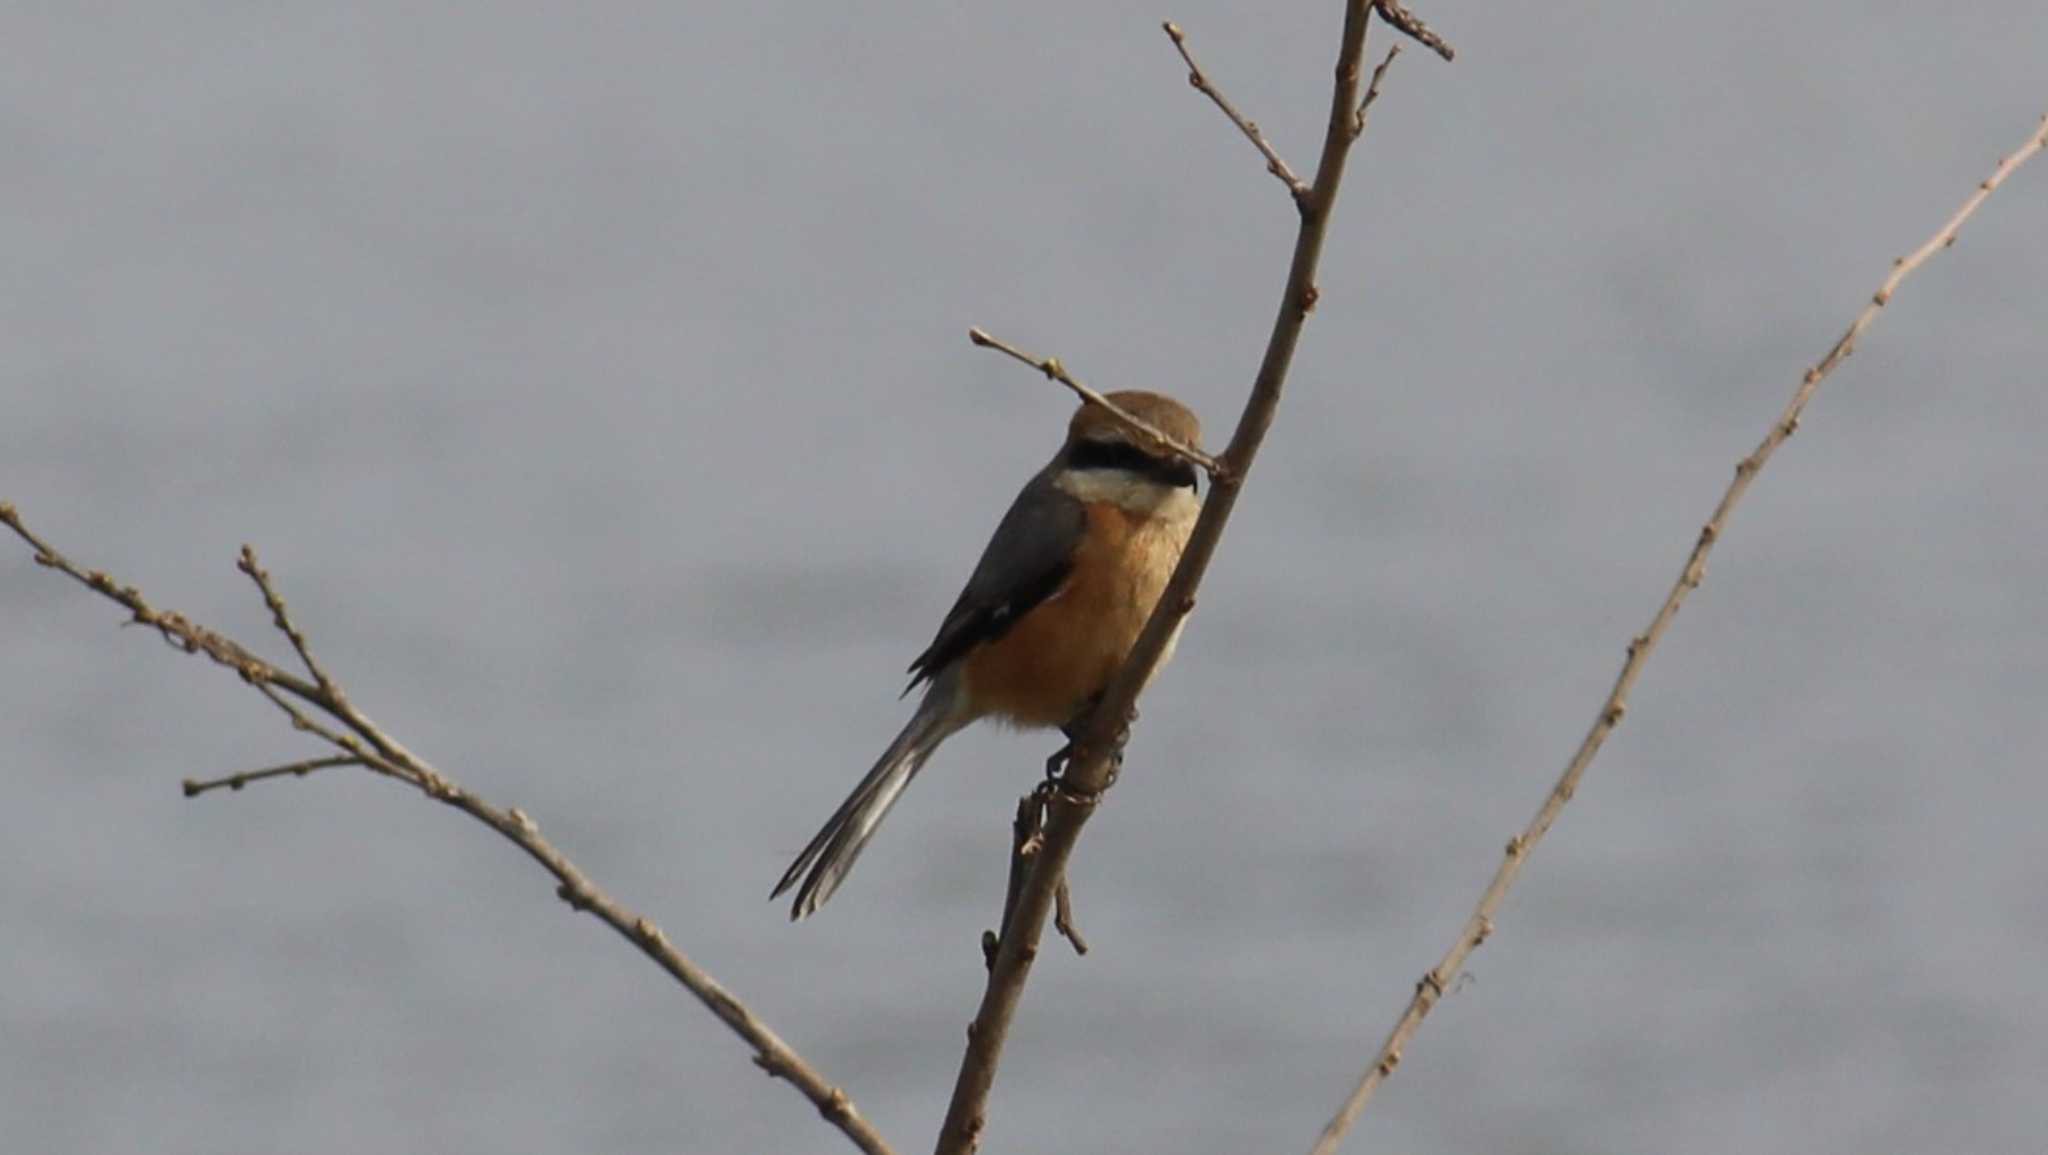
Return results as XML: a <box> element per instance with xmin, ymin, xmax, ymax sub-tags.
<box><xmin>905</xmin><ymin>465</ymin><xmax>1085</xmax><ymax>691</ymax></box>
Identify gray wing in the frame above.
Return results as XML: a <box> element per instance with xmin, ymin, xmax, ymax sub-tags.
<box><xmin>905</xmin><ymin>464</ymin><xmax>1085</xmax><ymax>691</ymax></box>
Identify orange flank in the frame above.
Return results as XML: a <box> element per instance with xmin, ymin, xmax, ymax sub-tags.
<box><xmin>962</xmin><ymin>499</ymin><xmax>1186</xmax><ymax>728</ymax></box>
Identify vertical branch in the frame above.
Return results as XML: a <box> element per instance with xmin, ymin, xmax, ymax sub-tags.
<box><xmin>934</xmin><ymin>3</ymin><xmax>1448</xmax><ymax>1151</ymax></box>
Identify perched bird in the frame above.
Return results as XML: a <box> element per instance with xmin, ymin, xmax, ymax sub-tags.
<box><xmin>774</xmin><ymin>391</ymin><xmax>1204</xmax><ymax>919</ymax></box>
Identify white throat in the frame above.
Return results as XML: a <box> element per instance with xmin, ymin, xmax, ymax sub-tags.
<box><xmin>1055</xmin><ymin>468</ymin><xmax>1202</xmax><ymax>519</ymax></box>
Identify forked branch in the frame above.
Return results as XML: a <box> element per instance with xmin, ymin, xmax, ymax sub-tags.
<box><xmin>0</xmin><ymin>504</ymin><xmax>899</xmax><ymax>1155</ymax></box>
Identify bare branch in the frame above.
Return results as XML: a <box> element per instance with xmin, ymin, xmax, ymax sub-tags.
<box><xmin>1353</xmin><ymin>46</ymin><xmax>1400</xmax><ymax>139</ymax></box>
<box><xmin>244</xmin><ymin>680</ymin><xmax>423</xmax><ymax>789</ymax></box>
<box><xmin>967</xmin><ymin>327</ymin><xmax>1224</xmax><ymax>475</ymax></box>
<box><xmin>1163</xmin><ymin>21</ymin><xmax>1310</xmax><ymax>202</ymax></box>
<box><xmin>1052</xmin><ymin>878</ymin><xmax>1088</xmax><ymax>956</ymax></box>
<box><xmin>237</xmin><ymin>545</ymin><xmax>336</xmax><ymax>691</ymax></box>
<box><xmin>0</xmin><ymin>508</ymin><xmax>899</xmax><ymax>1155</ymax></box>
<box><xmin>183</xmin><ymin>755</ymin><xmax>363</xmax><ymax>797</ymax></box>
<box><xmin>2</xmin><ymin>504</ymin><xmax>295</xmax><ymax>687</ymax></box>
<box><xmin>1371</xmin><ymin>0</ymin><xmax>1454</xmax><ymax>61</ymax></box>
<box><xmin>935</xmin><ymin>4</ymin><xmax>1440</xmax><ymax>1150</ymax></box>
<box><xmin>985</xmin><ymin>793</ymin><xmax>1044</xmax><ymax>971</ymax></box>
<box><xmin>1306</xmin><ymin>109</ymin><xmax>2048</xmax><ymax>1155</ymax></box>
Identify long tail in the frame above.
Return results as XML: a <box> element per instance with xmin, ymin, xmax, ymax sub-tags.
<box><xmin>773</xmin><ymin>675</ymin><xmax>970</xmax><ymax>919</ymax></box>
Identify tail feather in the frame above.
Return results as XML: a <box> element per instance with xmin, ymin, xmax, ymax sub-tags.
<box><xmin>773</xmin><ymin>679</ymin><xmax>968</xmax><ymax>919</ymax></box>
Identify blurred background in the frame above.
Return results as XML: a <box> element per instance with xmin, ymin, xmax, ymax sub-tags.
<box><xmin>5</xmin><ymin>3</ymin><xmax>2045</xmax><ymax>1152</ymax></box>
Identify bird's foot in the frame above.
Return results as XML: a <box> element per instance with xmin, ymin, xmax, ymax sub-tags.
<box><xmin>1042</xmin><ymin>740</ymin><xmax>1072</xmax><ymax>783</ymax></box>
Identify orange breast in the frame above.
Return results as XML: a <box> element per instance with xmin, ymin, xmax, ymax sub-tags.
<box><xmin>961</xmin><ymin>500</ymin><xmax>1187</xmax><ymax>729</ymax></box>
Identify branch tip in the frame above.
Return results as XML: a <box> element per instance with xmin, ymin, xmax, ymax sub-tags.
<box><xmin>1371</xmin><ymin>0</ymin><xmax>1455</xmax><ymax>62</ymax></box>
<box><xmin>1053</xmin><ymin>878</ymin><xmax>1089</xmax><ymax>955</ymax></box>
<box><xmin>182</xmin><ymin>754</ymin><xmax>362</xmax><ymax>798</ymax></box>
<box><xmin>966</xmin><ymin>327</ymin><xmax>1223</xmax><ymax>475</ymax></box>
<box><xmin>1163</xmin><ymin>19</ymin><xmax>1309</xmax><ymax>198</ymax></box>
<box><xmin>1353</xmin><ymin>45</ymin><xmax>1401</xmax><ymax>139</ymax></box>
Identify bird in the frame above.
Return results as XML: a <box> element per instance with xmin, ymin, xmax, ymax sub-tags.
<box><xmin>773</xmin><ymin>390</ymin><xmax>1204</xmax><ymax>919</ymax></box>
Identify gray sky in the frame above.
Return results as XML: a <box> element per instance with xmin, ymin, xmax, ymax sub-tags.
<box><xmin>5</xmin><ymin>3</ymin><xmax>2046</xmax><ymax>1153</ymax></box>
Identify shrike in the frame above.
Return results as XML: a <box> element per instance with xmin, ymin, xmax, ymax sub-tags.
<box><xmin>774</xmin><ymin>391</ymin><xmax>1203</xmax><ymax>919</ymax></box>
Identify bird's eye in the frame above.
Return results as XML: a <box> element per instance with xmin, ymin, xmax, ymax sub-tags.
<box><xmin>1071</xmin><ymin>437</ymin><xmax>1199</xmax><ymax>490</ymax></box>
<box><xmin>1068</xmin><ymin>438</ymin><xmax>1155</xmax><ymax>474</ymax></box>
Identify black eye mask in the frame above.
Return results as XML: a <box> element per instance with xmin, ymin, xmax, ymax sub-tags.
<box><xmin>1068</xmin><ymin>438</ymin><xmax>1200</xmax><ymax>491</ymax></box>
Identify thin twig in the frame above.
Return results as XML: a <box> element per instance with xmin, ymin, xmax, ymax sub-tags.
<box><xmin>0</xmin><ymin>508</ymin><xmax>898</xmax><ymax>1155</ymax></box>
<box><xmin>1371</xmin><ymin>0</ymin><xmax>1454</xmax><ymax>61</ymax></box>
<box><xmin>183</xmin><ymin>755</ymin><xmax>363</xmax><ymax>797</ymax></box>
<box><xmin>967</xmin><ymin>327</ymin><xmax>1223</xmax><ymax>475</ymax></box>
<box><xmin>1306</xmin><ymin>110</ymin><xmax>2048</xmax><ymax>1155</ymax></box>
<box><xmin>1052</xmin><ymin>878</ymin><xmax>1088</xmax><ymax>956</ymax></box>
<box><xmin>1353</xmin><ymin>46</ymin><xmax>1400</xmax><ymax>139</ymax></box>
<box><xmin>1163</xmin><ymin>21</ymin><xmax>1310</xmax><ymax>203</ymax></box>
<box><xmin>2</xmin><ymin>506</ymin><xmax>281</xmax><ymax>680</ymax></box>
<box><xmin>246</xmin><ymin>680</ymin><xmax>421</xmax><ymax>788</ymax></box>
<box><xmin>221</xmin><ymin>548</ymin><xmax>462</xmax><ymax>800</ymax></box>
<box><xmin>934</xmin><ymin>4</ymin><xmax>1440</xmax><ymax>1151</ymax></box>
<box><xmin>237</xmin><ymin>545</ymin><xmax>335</xmax><ymax>691</ymax></box>
<box><xmin>985</xmin><ymin>793</ymin><xmax>1046</xmax><ymax>970</ymax></box>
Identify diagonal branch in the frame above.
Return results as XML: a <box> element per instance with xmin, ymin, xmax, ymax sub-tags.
<box><xmin>183</xmin><ymin>754</ymin><xmax>363</xmax><ymax>797</ymax></box>
<box><xmin>1164</xmin><ymin>20</ymin><xmax>1310</xmax><ymax>203</ymax></box>
<box><xmin>1051</xmin><ymin>875</ymin><xmax>1087</xmax><ymax>956</ymax></box>
<box><xmin>966</xmin><ymin>327</ymin><xmax>1222</xmax><ymax>474</ymax></box>
<box><xmin>934</xmin><ymin>4</ymin><xmax>1448</xmax><ymax>1152</ymax></box>
<box><xmin>1353</xmin><ymin>46</ymin><xmax>1400</xmax><ymax>139</ymax></box>
<box><xmin>0</xmin><ymin>505</ymin><xmax>899</xmax><ymax>1155</ymax></box>
<box><xmin>1371</xmin><ymin>0</ymin><xmax>1454</xmax><ymax>61</ymax></box>
<box><xmin>237</xmin><ymin>545</ymin><xmax>336</xmax><ymax>691</ymax></box>
<box><xmin>1305</xmin><ymin>109</ymin><xmax>2048</xmax><ymax>1155</ymax></box>
<box><xmin>244</xmin><ymin>680</ymin><xmax>424</xmax><ymax>789</ymax></box>
<box><xmin>4</xmin><ymin>508</ymin><xmax>299</xmax><ymax>689</ymax></box>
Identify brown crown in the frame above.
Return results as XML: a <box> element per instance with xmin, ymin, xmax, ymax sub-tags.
<box><xmin>1067</xmin><ymin>390</ymin><xmax>1202</xmax><ymax>451</ymax></box>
